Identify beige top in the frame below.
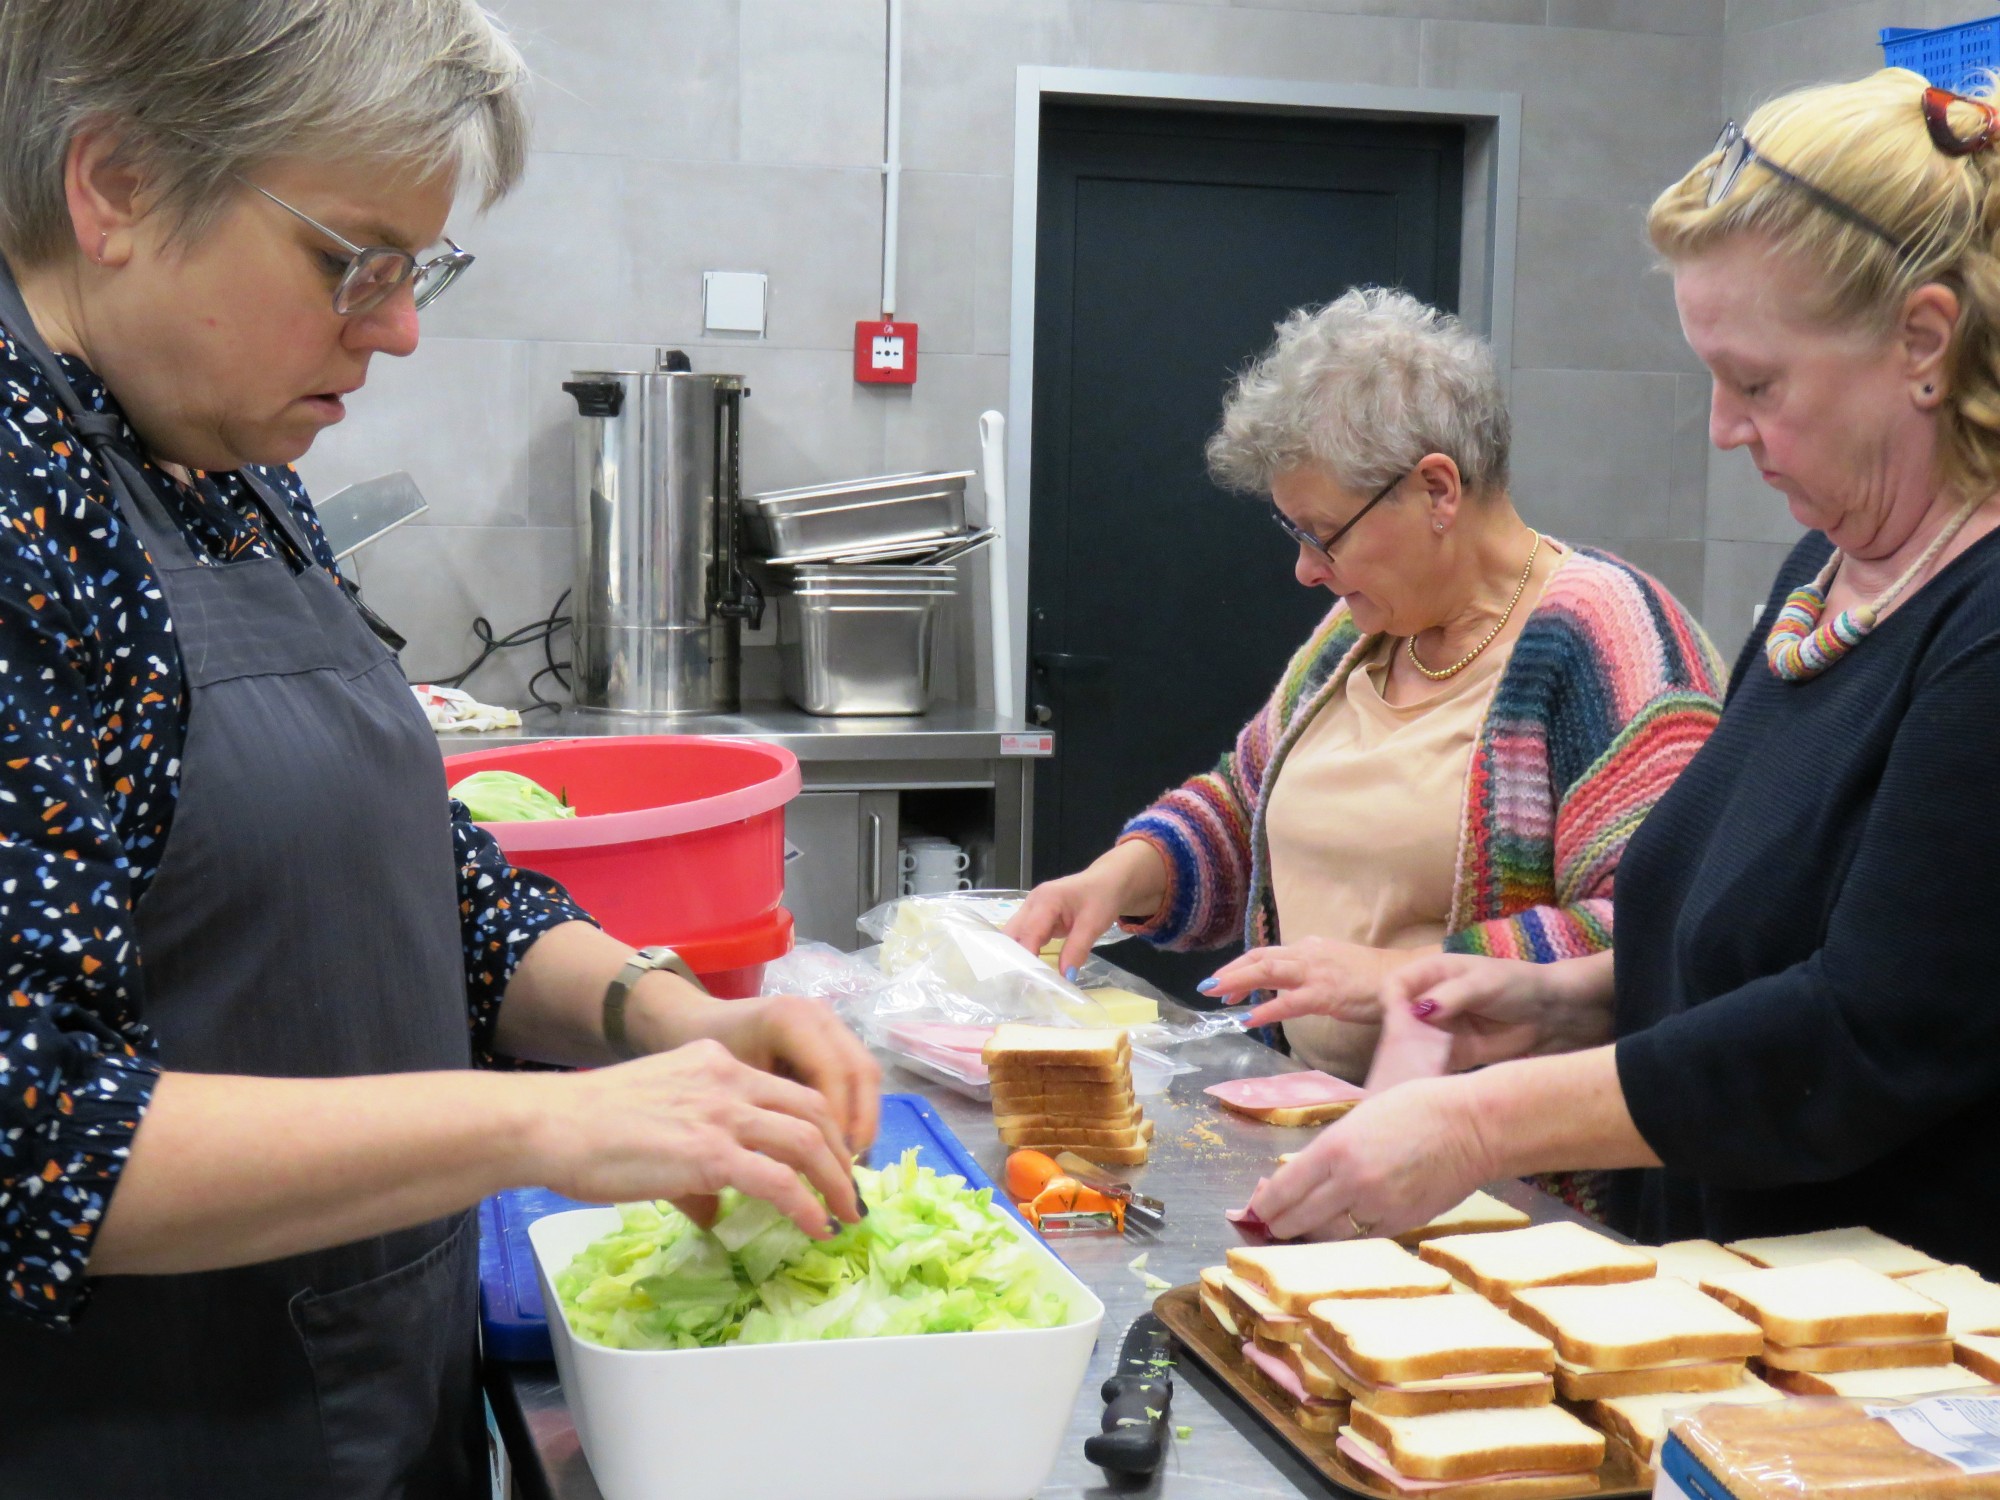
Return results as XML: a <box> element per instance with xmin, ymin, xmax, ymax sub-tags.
<box><xmin>1266</xmin><ymin>542</ymin><xmax>1564</xmax><ymax>1079</ymax></box>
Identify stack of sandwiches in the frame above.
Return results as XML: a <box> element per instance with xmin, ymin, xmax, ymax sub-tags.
<box><xmin>982</xmin><ymin>1024</ymin><xmax>1150</xmax><ymax>1164</ymax></box>
<box><xmin>1202</xmin><ymin>1241</ymin><xmax>1455</xmax><ymax>1433</ymax></box>
<box><xmin>1701</xmin><ymin>1258</ymin><xmax>1982</xmax><ymax>1398</ymax></box>
<box><xmin>1507</xmin><ymin>1276</ymin><xmax>1782</xmax><ymax>1465</ymax></box>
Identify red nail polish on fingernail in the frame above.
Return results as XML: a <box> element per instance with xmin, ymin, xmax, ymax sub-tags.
<box><xmin>1412</xmin><ymin>999</ymin><xmax>1438</xmax><ymax>1019</ymax></box>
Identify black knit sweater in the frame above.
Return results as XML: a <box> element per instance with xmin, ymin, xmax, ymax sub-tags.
<box><xmin>1610</xmin><ymin>526</ymin><xmax>2000</xmax><ymax>1275</ymax></box>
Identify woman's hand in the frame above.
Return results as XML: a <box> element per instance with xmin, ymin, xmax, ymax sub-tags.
<box><xmin>1004</xmin><ymin>840</ymin><xmax>1167</xmax><ymax>976</ymax></box>
<box><xmin>1246</xmin><ymin>1076</ymin><xmax>1492</xmax><ymax>1242</ymax></box>
<box><xmin>695</xmin><ymin>993</ymin><xmax>883</xmax><ymax>1159</ymax></box>
<box><xmin>531</xmin><ymin>1040</ymin><xmax>866</xmax><ymax>1238</ymax></box>
<box><xmin>1212</xmin><ymin>937</ymin><xmax>1398</xmax><ymax>1026</ymax></box>
<box><xmin>1378</xmin><ymin>951</ymin><xmax>1616</xmax><ymax>1071</ymax></box>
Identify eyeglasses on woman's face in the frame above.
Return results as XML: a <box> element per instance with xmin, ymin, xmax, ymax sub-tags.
<box><xmin>241</xmin><ymin>179</ymin><xmax>474</xmax><ymax>317</ymax></box>
<box><xmin>1271</xmin><ymin>469</ymin><xmax>1407</xmax><ymax>562</ymax></box>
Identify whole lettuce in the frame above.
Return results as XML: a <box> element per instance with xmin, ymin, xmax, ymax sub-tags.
<box><xmin>452</xmin><ymin>769</ymin><xmax>576</xmax><ymax>822</ymax></box>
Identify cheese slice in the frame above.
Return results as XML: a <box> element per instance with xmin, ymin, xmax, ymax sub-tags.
<box><xmin>1311</xmin><ymin>1331</ymin><xmax>1551</xmax><ymax>1395</ymax></box>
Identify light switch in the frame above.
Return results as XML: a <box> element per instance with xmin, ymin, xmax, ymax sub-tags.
<box><xmin>703</xmin><ymin>271</ymin><xmax>767</xmax><ymax>335</ymax></box>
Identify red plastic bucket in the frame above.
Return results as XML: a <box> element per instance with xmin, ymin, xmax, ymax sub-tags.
<box><xmin>445</xmin><ymin>736</ymin><xmax>800</xmax><ymax>993</ymax></box>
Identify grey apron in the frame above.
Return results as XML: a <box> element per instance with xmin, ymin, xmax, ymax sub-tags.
<box><xmin>0</xmin><ymin>264</ymin><xmax>484</xmax><ymax>1500</ymax></box>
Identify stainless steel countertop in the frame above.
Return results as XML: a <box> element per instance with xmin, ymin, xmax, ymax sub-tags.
<box><xmin>437</xmin><ymin>704</ymin><xmax>1048</xmax><ymax>763</ymax></box>
<box><xmin>484</xmin><ymin>988</ymin><xmax>1589</xmax><ymax>1500</ymax></box>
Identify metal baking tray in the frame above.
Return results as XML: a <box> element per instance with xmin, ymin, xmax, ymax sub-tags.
<box><xmin>1153</xmin><ymin>1284</ymin><xmax>1650</xmax><ymax>1500</ymax></box>
<box><xmin>745</xmin><ymin>470</ymin><xmax>973</xmax><ymax>563</ymax></box>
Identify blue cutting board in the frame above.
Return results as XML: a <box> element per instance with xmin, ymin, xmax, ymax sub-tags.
<box><xmin>479</xmin><ymin>1091</ymin><xmax>1015</xmax><ymax>1362</ymax></box>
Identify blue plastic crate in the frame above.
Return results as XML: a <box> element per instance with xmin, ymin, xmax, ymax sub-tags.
<box><xmin>1882</xmin><ymin>17</ymin><xmax>2000</xmax><ymax>95</ymax></box>
<box><xmin>478</xmin><ymin>1091</ymin><xmax>1020</xmax><ymax>1361</ymax></box>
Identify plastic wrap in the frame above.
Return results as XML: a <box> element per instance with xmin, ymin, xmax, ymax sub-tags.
<box><xmin>782</xmin><ymin>895</ymin><xmax>1241</xmax><ymax>1099</ymax></box>
<box><xmin>1662</xmin><ymin>1390</ymin><xmax>2000</xmax><ymax>1499</ymax></box>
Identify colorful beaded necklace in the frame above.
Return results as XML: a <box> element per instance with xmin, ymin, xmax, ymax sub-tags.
<box><xmin>1765</xmin><ymin>492</ymin><xmax>1987</xmax><ymax>680</ymax></box>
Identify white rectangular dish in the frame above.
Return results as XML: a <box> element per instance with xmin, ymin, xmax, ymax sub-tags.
<box><xmin>528</xmin><ymin>1205</ymin><xmax>1105</xmax><ymax>1500</ymax></box>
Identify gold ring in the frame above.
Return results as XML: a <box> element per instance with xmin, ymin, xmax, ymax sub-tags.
<box><xmin>1345</xmin><ymin>1210</ymin><xmax>1375</xmax><ymax>1239</ymax></box>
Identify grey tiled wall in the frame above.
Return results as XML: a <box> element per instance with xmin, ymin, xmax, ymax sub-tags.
<box><xmin>299</xmin><ymin>0</ymin><xmax>1833</xmax><ymax>708</ymax></box>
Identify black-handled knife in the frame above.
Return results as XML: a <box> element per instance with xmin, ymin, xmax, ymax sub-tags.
<box><xmin>1083</xmin><ymin>1312</ymin><xmax>1174</xmax><ymax>1476</ymax></box>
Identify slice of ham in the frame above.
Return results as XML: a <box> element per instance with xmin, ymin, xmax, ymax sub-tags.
<box><xmin>1240</xmin><ymin>1340</ymin><xmax>1342</xmax><ymax>1408</ymax></box>
<box><xmin>1365</xmin><ymin>1001</ymin><xmax>1457</xmax><ymax>1092</ymax></box>
<box><xmin>883</xmin><ymin>1021</ymin><xmax>994</xmax><ymax>1054</ymax></box>
<box><xmin>1205</xmin><ymin>1070</ymin><xmax>1367</xmax><ymax>1111</ymax></box>
<box><xmin>1335</xmin><ymin>1433</ymin><xmax>1582</xmax><ymax>1493</ymax></box>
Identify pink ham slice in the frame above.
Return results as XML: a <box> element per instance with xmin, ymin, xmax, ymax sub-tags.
<box><xmin>1239</xmin><ymin>1340</ymin><xmax>1341</xmax><ymax>1409</ymax></box>
<box><xmin>1204</xmin><ymin>1070</ymin><xmax>1366</xmax><ymax>1112</ymax></box>
<box><xmin>884</xmin><ymin>1022</ymin><xmax>994</xmax><ymax>1054</ymax></box>
<box><xmin>1335</xmin><ymin>1435</ymin><xmax>1582</xmax><ymax>1493</ymax></box>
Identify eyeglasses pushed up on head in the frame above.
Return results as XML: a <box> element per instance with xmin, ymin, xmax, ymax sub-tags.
<box><xmin>241</xmin><ymin>179</ymin><xmax>474</xmax><ymax>317</ymax></box>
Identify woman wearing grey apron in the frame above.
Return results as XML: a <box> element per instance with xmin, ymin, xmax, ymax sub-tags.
<box><xmin>0</xmin><ymin>4</ymin><xmax>881</xmax><ymax>1496</ymax></box>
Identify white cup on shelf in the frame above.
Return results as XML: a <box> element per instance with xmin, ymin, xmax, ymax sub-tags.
<box><xmin>899</xmin><ymin>839</ymin><xmax>971</xmax><ymax>895</ymax></box>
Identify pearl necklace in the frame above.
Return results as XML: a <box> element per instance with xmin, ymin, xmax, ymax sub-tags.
<box><xmin>1406</xmin><ymin>531</ymin><xmax>1542</xmax><ymax>681</ymax></box>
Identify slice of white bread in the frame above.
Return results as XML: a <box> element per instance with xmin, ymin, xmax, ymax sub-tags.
<box><xmin>1347</xmin><ymin>1403</ymin><xmax>1605</xmax><ymax>1483</ymax></box>
<box><xmin>997</xmin><ymin>1115</ymin><xmax>1152</xmax><ymax>1143</ymax></box>
<box><xmin>1757</xmin><ymin>1336</ymin><xmax>1956</xmax><ymax>1373</ymax></box>
<box><xmin>1648</xmin><ymin>1240</ymin><xmax>1757</xmax><ymax>1286</ymax></box>
<box><xmin>1419</xmin><ymin>1221</ymin><xmax>1657</xmax><ymax>1305</ymax></box>
<box><xmin>1761</xmin><ymin>1362</ymin><xmax>1988</xmax><ymax>1398</ymax></box>
<box><xmin>1701</xmin><ymin>1258</ymin><xmax>1948</xmax><ymax>1346</ymax></box>
<box><xmin>1310</xmin><ymin>1287</ymin><xmax>1555</xmax><ymax>1384</ymax></box>
<box><xmin>1957</xmin><ymin>1332</ymin><xmax>2000</xmax><ymax>1382</ymax></box>
<box><xmin>1508</xmin><ymin>1277</ymin><xmax>1764</xmax><ymax>1371</ymax></box>
<box><xmin>981</xmin><ymin>1023</ymin><xmax>1129</xmax><ymax>1066</ymax></box>
<box><xmin>1394</xmin><ymin>1190</ymin><xmax>1534</xmax><ymax>1246</ymax></box>
<box><xmin>1901</xmin><ymin>1265</ymin><xmax>2000</xmax><ymax>1337</ymax></box>
<box><xmin>1001</xmin><ymin>1137</ymin><xmax>1149</xmax><ymax>1166</ymax></box>
<box><xmin>1725</xmin><ymin>1227</ymin><xmax>1946</xmax><ymax>1278</ymax></box>
<box><xmin>994</xmin><ymin>1099</ymin><xmax>1144</xmax><ymax>1130</ymax></box>
<box><xmin>1555</xmin><ymin>1357</ymin><xmax>1750</xmax><ymax>1402</ymax></box>
<box><xmin>1226</xmin><ymin>1240</ymin><xmax>1454</xmax><ymax>1312</ymax></box>
<box><xmin>1225</xmin><ymin>1098</ymin><xmax>1359</xmax><ymax>1127</ymax></box>
<box><xmin>1216</xmin><ymin>1270</ymin><xmax>1305</xmax><ymax>1344</ymax></box>
<box><xmin>1588</xmin><ymin>1376</ymin><xmax>1784</xmax><ymax>1464</ymax></box>
<box><xmin>990</xmin><ymin>1080</ymin><xmax>1136</xmax><ymax>1112</ymax></box>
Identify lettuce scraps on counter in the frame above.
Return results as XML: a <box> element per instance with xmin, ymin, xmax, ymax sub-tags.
<box><xmin>553</xmin><ymin>1149</ymin><xmax>1073</xmax><ymax>1350</ymax></box>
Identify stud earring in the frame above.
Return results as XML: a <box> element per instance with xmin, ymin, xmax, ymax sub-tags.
<box><xmin>1434</xmin><ymin>522</ymin><xmax>1445</xmax><ymax>532</ymax></box>
<box><xmin>1924</xmin><ymin>383</ymin><xmax>1936</xmax><ymax>395</ymax></box>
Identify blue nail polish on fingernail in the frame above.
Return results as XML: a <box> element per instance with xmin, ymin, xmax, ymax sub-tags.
<box><xmin>1196</xmin><ymin>978</ymin><xmax>1218</xmax><ymax>993</ymax></box>
<box><xmin>1064</xmin><ymin>965</ymin><xmax>1079</xmax><ymax>982</ymax></box>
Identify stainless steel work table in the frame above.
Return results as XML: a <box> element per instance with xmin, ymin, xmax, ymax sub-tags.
<box><xmin>484</xmin><ymin>1009</ymin><xmax>1590</xmax><ymax>1500</ymax></box>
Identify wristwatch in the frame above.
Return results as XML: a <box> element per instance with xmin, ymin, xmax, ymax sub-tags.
<box><xmin>602</xmin><ymin>945</ymin><xmax>707</xmax><ymax>1061</ymax></box>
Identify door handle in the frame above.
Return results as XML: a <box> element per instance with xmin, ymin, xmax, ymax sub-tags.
<box><xmin>1033</xmin><ymin>651</ymin><xmax>1111</xmax><ymax>677</ymax></box>
<box><xmin>866</xmin><ymin>811</ymin><xmax>884</xmax><ymax>906</ymax></box>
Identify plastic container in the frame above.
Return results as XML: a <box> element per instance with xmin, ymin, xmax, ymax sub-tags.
<box><xmin>1881</xmin><ymin>18</ymin><xmax>2000</xmax><ymax>93</ymax></box>
<box><xmin>445</xmin><ymin>736</ymin><xmax>800</xmax><ymax>991</ymax></box>
<box><xmin>528</xmin><ymin>1195</ymin><xmax>1103</xmax><ymax>1500</ymax></box>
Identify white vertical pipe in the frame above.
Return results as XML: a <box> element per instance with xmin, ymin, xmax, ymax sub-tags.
<box><xmin>881</xmin><ymin>0</ymin><xmax>903</xmax><ymax>317</ymax></box>
<box><xmin>979</xmin><ymin>411</ymin><xmax>1016</xmax><ymax>719</ymax></box>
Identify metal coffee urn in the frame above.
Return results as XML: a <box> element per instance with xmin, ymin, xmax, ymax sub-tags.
<box><xmin>561</xmin><ymin>351</ymin><xmax>759</xmax><ymax>715</ymax></box>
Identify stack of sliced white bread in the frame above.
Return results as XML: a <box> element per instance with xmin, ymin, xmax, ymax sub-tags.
<box><xmin>982</xmin><ymin>1024</ymin><xmax>1150</xmax><ymax>1164</ymax></box>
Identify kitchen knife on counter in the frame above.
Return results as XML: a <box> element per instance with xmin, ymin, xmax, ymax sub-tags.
<box><xmin>1083</xmin><ymin>1312</ymin><xmax>1173</xmax><ymax>1477</ymax></box>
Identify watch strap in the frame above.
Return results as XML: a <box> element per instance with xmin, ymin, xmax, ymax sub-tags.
<box><xmin>603</xmin><ymin>945</ymin><xmax>707</xmax><ymax>1061</ymax></box>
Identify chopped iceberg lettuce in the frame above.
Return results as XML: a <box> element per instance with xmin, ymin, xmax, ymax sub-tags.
<box><xmin>552</xmin><ymin>1149</ymin><xmax>1072</xmax><ymax>1350</ymax></box>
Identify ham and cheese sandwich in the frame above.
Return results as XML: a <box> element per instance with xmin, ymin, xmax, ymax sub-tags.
<box><xmin>1587</xmin><ymin>1377</ymin><xmax>1784</xmax><ymax>1465</ymax></box>
<box><xmin>1336</xmin><ymin>1404</ymin><xmax>1604</xmax><ymax>1497</ymax></box>
<box><xmin>1508</xmin><ymin>1277</ymin><xmax>1763</xmax><ymax>1401</ymax></box>
<box><xmin>1418</xmin><ymin>1221</ymin><xmax>1657</xmax><ymax>1307</ymax></box>
<box><xmin>1703</xmin><ymin>1258</ymin><xmax>1953</xmax><ymax>1374</ymax></box>
<box><xmin>1308</xmin><ymin>1289</ymin><xmax>1557</xmax><ymax>1416</ymax></box>
<box><xmin>1646</xmin><ymin>1239</ymin><xmax>1757</xmax><ymax>1286</ymax></box>
<box><xmin>1901</xmin><ymin>1265</ymin><xmax>2000</xmax><ymax>1337</ymax></box>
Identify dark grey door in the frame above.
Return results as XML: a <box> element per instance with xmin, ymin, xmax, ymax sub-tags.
<box><xmin>1029</xmin><ymin>102</ymin><xmax>1464</xmax><ymax>1001</ymax></box>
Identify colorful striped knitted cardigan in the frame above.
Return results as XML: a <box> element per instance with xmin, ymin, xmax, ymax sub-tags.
<box><xmin>1119</xmin><ymin>546</ymin><xmax>1726</xmax><ymax>965</ymax></box>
